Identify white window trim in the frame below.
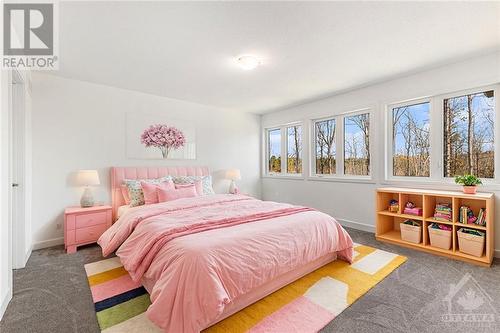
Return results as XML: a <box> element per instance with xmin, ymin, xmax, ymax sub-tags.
<box><xmin>342</xmin><ymin>109</ymin><xmax>372</xmax><ymax>178</ymax></box>
<box><xmin>385</xmin><ymin>97</ymin><xmax>432</xmax><ymax>180</ymax></box>
<box><xmin>309</xmin><ymin>108</ymin><xmax>373</xmax><ymax>181</ymax></box>
<box><xmin>263</xmin><ymin>122</ymin><xmax>304</xmax><ymax>178</ymax></box>
<box><xmin>385</xmin><ymin>84</ymin><xmax>500</xmax><ymax>186</ymax></box>
<box><xmin>310</xmin><ymin>115</ymin><xmax>338</xmax><ymax>178</ymax></box>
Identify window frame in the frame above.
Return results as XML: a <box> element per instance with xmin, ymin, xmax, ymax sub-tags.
<box><xmin>437</xmin><ymin>85</ymin><xmax>499</xmax><ymax>183</ymax></box>
<box><xmin>309</xmin><ymin>108</ymin><xmax>373</xmax><ymax>182</ymax></box>
<box><xmin>385</xmin><ymin>84</ymin><xmax>500</xmax><ymax>187</ymax></box>
<box><xmin>263</xmin><ymin>122</ymin><xmax>305</xmax><ymax>178</ymax></box>
<box><xmin>386</xmin><ymin>97</ymin><xmax>433</xmax><ymax>181</ymax></box>
<box><xmin>343</xmin><ymin>110</ymin><xmax>372</xmax><ymax>177</ymax></box>
<box><xmin>265</xmin><ymin>127</ymin><xmax>282</xmax><ymax>176</ymax></box>
<box><xmin>311</xmin><ymin>115</ymin><xmax>338</xmax><ymax>177</ymax></box>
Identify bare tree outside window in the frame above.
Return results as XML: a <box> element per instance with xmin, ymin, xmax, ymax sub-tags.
<box><xmin>392</xmin><ymin>102</ymin><xmax>430</xmax><ymax>177</ymax></box>
<box><xmin>268</xmin><ymin>129</ymin><xmax>281</xmax><ymax>173</ymax></box>
<box><xmin>315</xmin><ymin>118</ymin><xmax>336</xmax><ymax>174</ymax></box>
<box><xmin>443</xmin><ymin>90</ymin><xmax>494</xmax><ymax>178</ymax></box>
<box><xmin>287</xmin><ymin>125</ymin><xmax>302</xmax><ymax>173</ymax></box>
<box><xmin>344</xmin><ymin>113</ymin><xmax>370</xmax><ymax>175</ymax></box>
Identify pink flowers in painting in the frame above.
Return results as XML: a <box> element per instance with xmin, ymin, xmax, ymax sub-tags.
<box><xmin>140</xmin><ymin>124</ymin><xmax>186</xmax><ymax>158</ymax></box>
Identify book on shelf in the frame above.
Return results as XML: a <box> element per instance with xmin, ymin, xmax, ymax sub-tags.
<box><xmin>476</xmin><ymin>208</ymin><xmax>486</xmax><ymax>226</ymax></box>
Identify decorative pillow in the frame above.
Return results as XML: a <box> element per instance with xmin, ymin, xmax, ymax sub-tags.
<box><xmin>175</xmin><ymin>180</ymin><xmax>203</xmax><ymax>196</ymax></box>
<box><xmin>172</xmin><ymin>175</ymin><xmax>215</xmax><ymax>195</ymax></box>
<box><xmin>123</xmin><ymin>176</ymin><xmax>172</xmax><ymax>207</ymax></box>
<box><xmin>158</xmin><ymin>184</ymin><xmax>198</xmax><ymax>203</ymax></box>
<box><xmin>141</xmin><ymin>180</ymin><xmax>175</xmax><ymax>205</ymax></box>
<box><xmin>120</xmin><ymin>185</ymin><xmax>131</xmax><ymax>205</ymax></box>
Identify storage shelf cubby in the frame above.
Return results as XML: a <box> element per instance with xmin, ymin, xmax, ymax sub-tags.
<box><xmin>376</xmin><ymin>187</ymin><xmax>494</xmax><ymax>266</ymax></box>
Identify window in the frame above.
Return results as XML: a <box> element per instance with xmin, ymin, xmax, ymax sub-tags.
<box><xmin>344</xmin><ymin>113</ymin><xmax>370</xmax><ymax>176</ymax></box>
<box><xmin>314</xmin><ymin>118</ymin><xmax>336</xmax><ymax>175</ymax></box>
<box><xmin>387</xmin><ymin>85</ymin><xmax>498</xmax><ymax>183</ymax></box>
<box><xmin>443</xmin><ymin>90</ymin><xmax>495</xmax><ymax>178</ymax></box>
<box><xmin>267</xmin><ymin>128</ymin><xmax>281</xmax><ymax>173</ymax></box>
<box><xmin>287</xmin><ymin>125</ymin><xmax>302</xmax><ymax>173</ymax></box>
<box><xmin>265</xmin><ymin>124</ymin><xmax>303</xmax><ymax>176</ymax></box>
<box><xmin>391</xmin><ymin>102</ymin><xmax>430</xmax><ymax>177</ymax></box>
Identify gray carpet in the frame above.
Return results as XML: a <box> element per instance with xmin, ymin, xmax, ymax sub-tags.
<box><xmin>0</xmin><ymin>227</ymin><xmax>498</xmax><ymax>333</ymax></box>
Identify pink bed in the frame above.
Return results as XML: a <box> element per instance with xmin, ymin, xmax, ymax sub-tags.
<box><xmin>99</xmin><ymin>166</ymin><xmax>353</xmax><ymax>333</ymax></box>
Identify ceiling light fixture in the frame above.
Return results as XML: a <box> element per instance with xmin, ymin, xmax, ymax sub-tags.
<box><xmin>236</xmin><ymin>55</ymin><xmax>261</xmax><ymax>70</ymax></box>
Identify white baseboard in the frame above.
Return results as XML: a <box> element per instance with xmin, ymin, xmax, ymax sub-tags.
<box><xmin>337</xmin><ymin>218</ymin><xmax>375</xmax><ymax>233</ymax></box>
<box><xmin>336</xmin><ymin>218</ymin><xmax>499</xmax><ymax>259</ymax></box>
<box><xmin>24</xmin><ymin>244</ymin><xmax>33</xmax><ymax>266</ymax></box>
<box><xmin>32</xmin><ymin>237</ymin><xmax>64</xmax><ymax>250</ymax></box>
<box><xmin>0</xmin><ymin>288</ymin><xmax>12</xmax><ymax>321</ymax></box>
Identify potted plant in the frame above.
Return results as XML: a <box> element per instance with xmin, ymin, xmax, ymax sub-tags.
<box><xmin>455</xmin><ymin>174</ymin><xmax>482</xmax><ymax>194</ymax></box>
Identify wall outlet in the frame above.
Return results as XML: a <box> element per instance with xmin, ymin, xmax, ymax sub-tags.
<box><xmin>56</xmin><ymin>223</ymin><xmax>62</xmax><ymax>230</ymax></box>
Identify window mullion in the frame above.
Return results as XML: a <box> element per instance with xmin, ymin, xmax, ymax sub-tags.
<box><xmin>430</xmin><ymin>96</ymin><xmax>442</xmax><ymax>181</ymax></box>
<box><xmin>281</xmin><ymin>126</ymin><xmax>287</xmax><ymax>174</ymax></box>
<box><xmin>494</xmin><ymin>86</ymin><xmax>500</xmax><ymax>182</ymax></box>
<box><xmin>310</xmin><ymin>120</ymin><xmax>316</xmax><ymax>177</ymax></box>
<box><xmin>337</xmin><ymin>115</ymin><xmax>344</xmax><ymax>176</ymax></box>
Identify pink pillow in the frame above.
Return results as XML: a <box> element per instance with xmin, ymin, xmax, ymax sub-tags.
<box><xmin>141</xmin><ymin>180</ymin><xmax>175</xmax><ymax>205</ymax></box>
<box><xmin>158</xmin><ymin>184</ymin><xmax>198</xmax><ymax>203</ymax></box>
<box><xmin>121</xmin><ymin>185</ymin><xmax>131</xmax><ymax>205</ymax></box>
<box><xmin>175</xmin><ymin>180</ymin><xmax>203</xmax><ymax>196</ymax></box>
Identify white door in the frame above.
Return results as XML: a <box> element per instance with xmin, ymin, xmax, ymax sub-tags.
<box><xmin>9</xmin><ymin>70</ymin><xmax>29</xmax><ymax>269</ymax></box>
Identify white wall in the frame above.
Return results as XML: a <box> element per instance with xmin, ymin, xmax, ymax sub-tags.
<box><xmin>31</xmin><ymin>73</ymin><xmax>261</xmax><ymax>248</ymax></box>
<box><xmin>261</xmin><ymin>51</ymin><xmax>500</xmax><ymax>254</ymax></box>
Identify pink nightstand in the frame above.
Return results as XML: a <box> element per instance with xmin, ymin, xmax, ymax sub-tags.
<box><xmin>64</xmin><ymin>205</ymin><xmax>112</xmax><ymax>254</ymax></box>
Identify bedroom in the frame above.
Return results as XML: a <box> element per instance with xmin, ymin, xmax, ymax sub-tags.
<box><xmin>0</xmin><ymin>1</ymin><xmax>499</xmax><ymax>332</ymax></box>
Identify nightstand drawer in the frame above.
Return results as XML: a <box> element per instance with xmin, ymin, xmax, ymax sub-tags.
<box><xmin>75</xmin><ymin>224</ymin><xmax>108</xmax><ymax>243</ymax></box>
<box><xmin>75</xmin><ymin>211</ymin><xmax>107</xmax><ymax>229</ymax></box>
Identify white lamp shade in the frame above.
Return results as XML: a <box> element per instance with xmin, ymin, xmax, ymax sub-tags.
<box><xmin>76</xmin><ymin>170</ymin><xmax>100</xmax><ymax>186</ymax></box>
<box><xmin>225</xmin><ymin>169</ymin><xmax>241</xmax><ymax>181</ymax></box>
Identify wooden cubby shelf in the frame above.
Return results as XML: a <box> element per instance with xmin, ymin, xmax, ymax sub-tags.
<box><xmin>376</xmin><ymin>187</ymin><xmax>494</xmax><ymax>267</ymax></box>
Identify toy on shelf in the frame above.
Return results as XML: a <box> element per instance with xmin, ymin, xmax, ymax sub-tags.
<box><xmin>433</xmin><ymin>203</ymin><xmax>452</xmax><ymax>222</ymax></box>
<box><xmin>403</xmin><ymin>201</ymin><xmax>422</xmax><ymax>216</ymax></box>
<box><xmin>388</xmin><ymin>199</ymin><xmax>399</xmax><ymax>212</ymax></box>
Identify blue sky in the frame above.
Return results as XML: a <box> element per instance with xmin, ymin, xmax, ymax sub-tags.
<box><xmin>269</xmin><ymin>129</ymin><xmax>281</xmax><ymax>157</ymax></box>
<box><xmin>393</xmin><ymin>102</ymin><xmax>430</xmax><ymax>153</ymax></box>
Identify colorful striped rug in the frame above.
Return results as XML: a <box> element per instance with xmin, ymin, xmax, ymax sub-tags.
<box><xmin>85</xmin><ymin>243</ymin><xmax>406</xmax><ymax>332</ymax></box>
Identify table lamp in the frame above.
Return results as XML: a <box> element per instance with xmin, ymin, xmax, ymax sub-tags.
<box><xmin>225</xmin><ymin>169</ymin><xmax>241</xmax><ymax>194</ymax></box>
<box><xmin>76</xmin><ymin>170</ymin><xmax>100</xmax><ymax>207</ymax></box>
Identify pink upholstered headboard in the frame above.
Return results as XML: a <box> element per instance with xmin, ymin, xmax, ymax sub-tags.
<box><xmin>111</xmin><ymin>166</ymin><xmax>210</xmax><ymax>220</ymax></box>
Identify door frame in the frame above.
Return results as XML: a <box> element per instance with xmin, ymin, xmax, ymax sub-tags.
<box><xmin>9</xmin><ymin>69</ymin><xmax>31</xmax><ymax>269</ymax></box>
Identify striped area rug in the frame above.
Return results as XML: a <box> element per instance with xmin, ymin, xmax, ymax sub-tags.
<box><xmin>85</xmin><ymin>243</ymin><xmax>406</xmax><ymax>332</ymax></box>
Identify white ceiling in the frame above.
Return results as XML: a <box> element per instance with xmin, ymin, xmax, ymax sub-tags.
<box><xmin>54</xmin><ymin>1</ymin><xmax>500</xmax><ymax>113</ymax></box>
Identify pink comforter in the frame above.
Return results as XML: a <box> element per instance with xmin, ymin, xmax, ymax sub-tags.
<box><xmin>98</xmin><ymin>194</ymin><xmax>353</xmax><ymax>333</ymax></box>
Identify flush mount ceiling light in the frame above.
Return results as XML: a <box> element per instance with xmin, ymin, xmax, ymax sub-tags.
<box><xmin>236</xmin><ymin>55</ymin><xmax>261</xmax><ymax>70</ymax></box>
